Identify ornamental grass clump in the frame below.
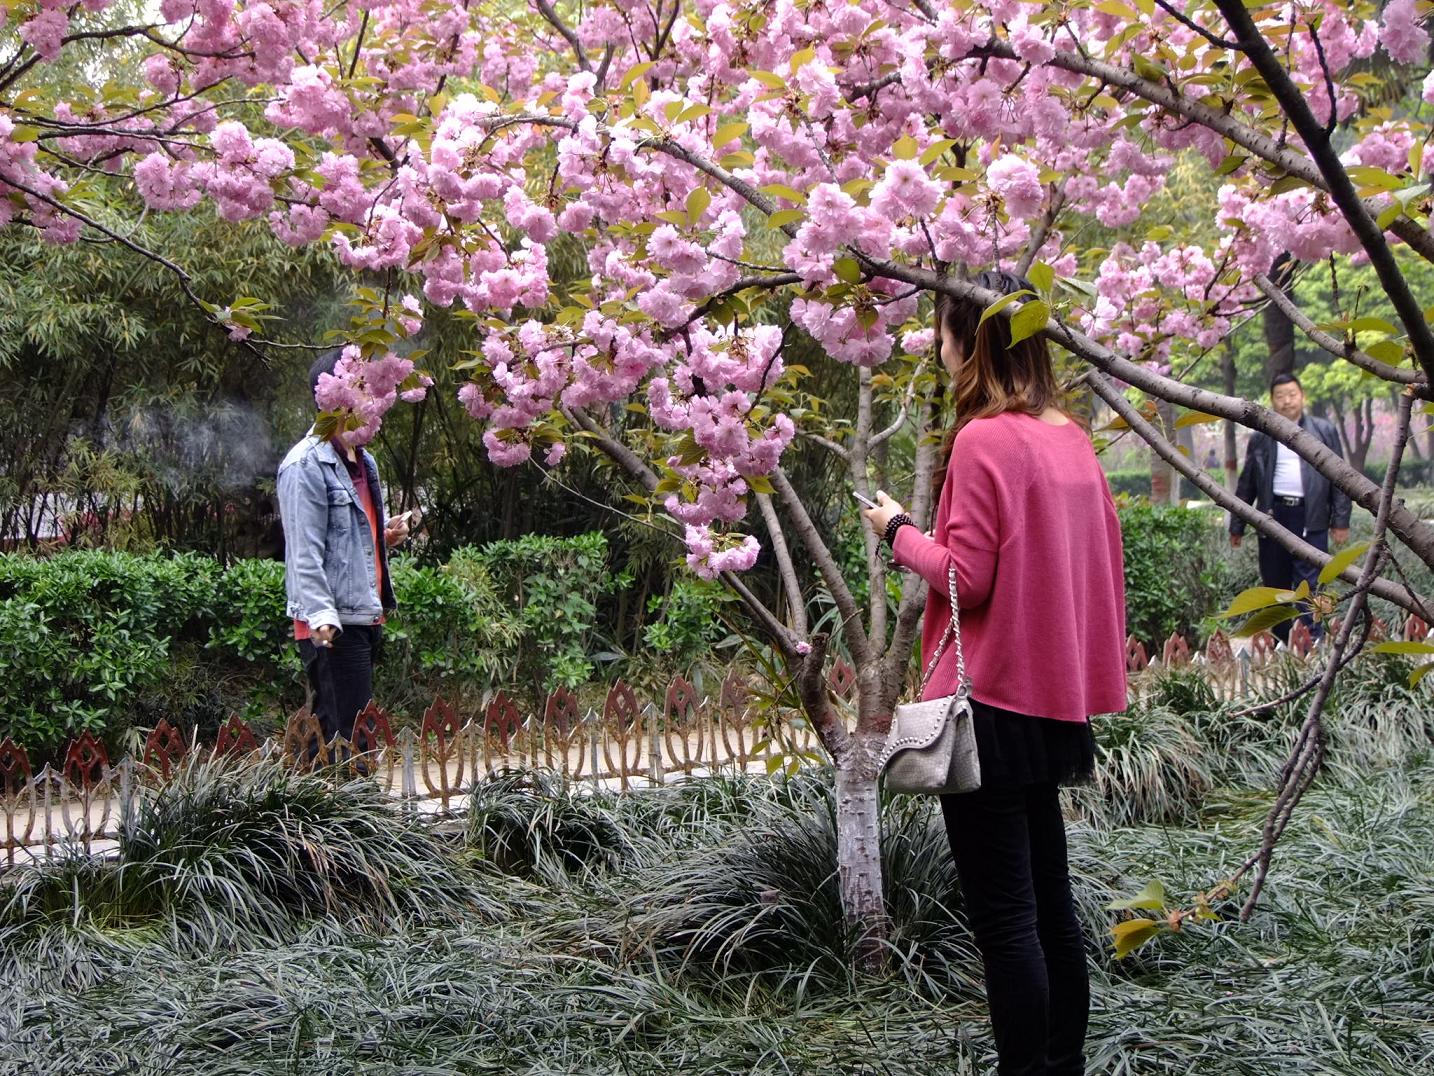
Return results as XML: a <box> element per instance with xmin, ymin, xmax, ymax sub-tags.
<box><xmin>622</xmin><ymin>777</ymin><xmax>982</xmax><ymax>999</ymax></box>
<box><xmin>0</xmin><ymin>755</ymin><xmax>498</xmax><ymax>988</ymax></box>
<box><xmin>464</xmin><ymin>768</ymin><xmax>633</xmax><ymax>879</ymax></box>
<box><xmin>1086</xmin><ymin>701</ymin><xmax>1215</xmax><ymax>828</ymax></box>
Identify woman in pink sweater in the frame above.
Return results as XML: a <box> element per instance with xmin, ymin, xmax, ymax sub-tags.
<box><xmin>865</xmin><ymin>270</ymin><xmax>1126</xmax><ymax>1076</ymax></box>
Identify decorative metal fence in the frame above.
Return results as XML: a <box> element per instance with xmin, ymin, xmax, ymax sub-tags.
<box><xmin>3</xmin><ymin>614</ymin><xmax>1428</xmax><ymax>867</ymax></box>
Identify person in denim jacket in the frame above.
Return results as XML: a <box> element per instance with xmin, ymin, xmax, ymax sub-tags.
<box><xmin>277</xmin><ymin>349</ymin><xmax>413</xmax><ymax>749</ymax></box>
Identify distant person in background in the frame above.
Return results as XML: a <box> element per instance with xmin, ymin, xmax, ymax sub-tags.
<box><xmin>277</xmin><ymin>349</ymin><xmax>415</xmax><ymax>749</ymax></box>
<box><xmin>1230</xmin><ymin>373</ymin><xmax>1350</xmax><ymax>643</ymax></box>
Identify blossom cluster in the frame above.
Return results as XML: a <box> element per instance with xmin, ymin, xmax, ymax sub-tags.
<box><xmin>2</xmin><ymin>0</ymin><xmax>1427</xmax><ymax>570</ymax></box>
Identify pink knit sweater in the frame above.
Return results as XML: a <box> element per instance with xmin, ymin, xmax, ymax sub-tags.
<box><xmin>892</xmin><ymin>411</ymin><xmax>1128</xmax><ymax>721</ymax></box>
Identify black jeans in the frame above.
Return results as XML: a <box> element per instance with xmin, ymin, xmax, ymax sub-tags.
<box><xmin>941</xmin><ymin>782</ymin><xmax>1088</xmax><ymax>1076</ymax></box>
<box><xmin>298</xmin><ymin>624</ymin><xmax>380</xmax><ymax>745</ymax></box>
<box><xmin>1257</xmin><ymin>500</ymin><xmax>1327</xmax><ymax>643</ymax></box>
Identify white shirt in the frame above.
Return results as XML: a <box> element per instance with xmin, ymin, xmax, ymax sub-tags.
<box><xmin>1272</xmin><ymin>440</ymin><xmax>1304</xmax><ymax>497</ymax></box>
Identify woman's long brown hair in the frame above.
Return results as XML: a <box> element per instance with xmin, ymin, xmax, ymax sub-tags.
<box><xmin>931</xmin><ymin>277</ymin><xmax>1069</xmax><ymax>500</ymax></box>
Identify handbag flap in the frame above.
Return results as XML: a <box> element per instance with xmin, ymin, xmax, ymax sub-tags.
<box><xmin>886</xmin><ymin>695</ymin><xmax>967</xmax><ymax>757</ymax></box>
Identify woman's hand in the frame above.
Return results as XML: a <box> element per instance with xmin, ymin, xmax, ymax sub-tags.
<box><xmin>862</xmin><ymin>490</ymin><xmax>905</xmax><ymax>535</ymax></box>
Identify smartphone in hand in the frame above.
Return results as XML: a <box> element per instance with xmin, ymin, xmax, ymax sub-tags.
<box><xmin>852</xmin><ymin>490</ymin><xmax>878</xmax><ymax>510</ymax></box>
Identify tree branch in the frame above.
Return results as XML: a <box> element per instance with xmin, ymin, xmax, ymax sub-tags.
<box><xmin>795</xmin><ymin>633</ymin><xmax>852</xmax><ymax>763</ymax></box>
<box><xmin>1210</xmin><ymin>0</ymin><xmax>1434</xmax><ymax>383</ymax></box>
<box><xmin>756</xmin><ymin>491</ymin><xmax>809</xmax><ymax>638</ymax></box>
<box><xmin>562</xmin><ymin>406</ymin><xmax>797</xmax><ymax>651</ymax></box>
<box><xmin>882</xmin><ymin>391</ymin><xmax>941</xmax><ymax>713</ymax></box>
<box><xmin>719</xmin><ymin>568</ymin><xmax>800</xmax><ymax>655</ymax></box>
<box><xmin>564</xmin><ymin>405</ymin><xmax>659</xmax><ymax>491</ymax></box>
<box><xmin>1151</xmin><ymin>0</ymin><xmax>1242</xmax><ymax>49</ymax></box>
<box><xmin>1252</xmin><ymin>273</ymin><xmax>1426</xmax><ymax>388</ymax></box>
<box><xmin>798</xmin><ymin>429</ymin><xmax>850</xmax><ymax>461</ymax></box>
<box><xmin>965</xmin><ymin>39</ymin><xmax>1434</xmax><ymax>266</ymax></box>
<box><xmin>1015</xmin><ymin>177</ymin><xmax>1068</xmax><ymax>277</ymax></box>
<box><xmin>851</xmin><ymin>368</ymin><xmax>889</xmax><ymax>650</ymax></box>
<box><xmin>1238</xmin><ymin>387</ymin><xmax>1416</xmax><ymax>918</ymax></box>
<box><xmin>1086</xmin><ymin>370</ymin><xmax>1427</xmax><ymax>618</ymax></box>
<box><xmin>533</xmin><ymin>0</ymin><xmax>592</xmax><ymax>71</ymax></box>
<box><xmin>864</xmin><ymin>262</ymin><xmax>1434</xmax><ymax>570</ymax></box>
<box><xmin>770</xmin><ymin>466</ymin><xmax>872</xmax><ymax>665</ymax></box>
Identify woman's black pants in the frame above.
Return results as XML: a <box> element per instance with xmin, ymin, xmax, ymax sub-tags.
<box><xmin>941</xmin><ymin>782</ymin><xmax>1089</xmax><ymax>1076</ymax></box>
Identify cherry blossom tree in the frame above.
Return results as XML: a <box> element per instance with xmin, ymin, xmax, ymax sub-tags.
<box><xmin>4</xmin><ymin>0</ymin><xmax>1434</xmax><ymax>958</ymax></box>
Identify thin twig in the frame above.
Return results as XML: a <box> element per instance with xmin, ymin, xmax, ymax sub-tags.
<box><xmin>1238</xmin><ymin>388</ymin><xmax>1415</xmax><ymax>918</ymax></box>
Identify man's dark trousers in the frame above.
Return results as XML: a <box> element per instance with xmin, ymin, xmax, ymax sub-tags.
<box><xmin>1258</xmin><ymin>499</ymin><xmax>1326</xmax><ymax>643</ymax></box>
<box><xmin>298</xmin><ymin>625</ymin><xmax>380</xmax><ymax>745</ymax></box>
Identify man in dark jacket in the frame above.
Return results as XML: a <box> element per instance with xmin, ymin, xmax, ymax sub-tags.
<box><xmin>1230</xmin><ymin>373</ymin><xmax>1351</xmax><ymax>642</ymax></box>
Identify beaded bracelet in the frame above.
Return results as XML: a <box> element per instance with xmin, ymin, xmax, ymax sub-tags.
<box><xmin>883</xmin><ymin>513</ymin><xmax>914</xmax><ymax>548</ymax></box>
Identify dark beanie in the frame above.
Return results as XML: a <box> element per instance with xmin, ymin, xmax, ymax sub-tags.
<box><xmin>308</xmin><ymin>347</ymin><xmax>344</xmax><ymax>405</ymax></box>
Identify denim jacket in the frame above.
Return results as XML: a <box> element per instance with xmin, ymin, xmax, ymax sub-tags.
<box><xmin>277</xmin><ymin>434</ymin><xmax>396</xmax><ymax>631</ymax></box>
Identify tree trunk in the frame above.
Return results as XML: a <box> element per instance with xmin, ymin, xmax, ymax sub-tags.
<box><xmin>1150</xmin><ymin>398</ymin><xmax>1178</xmax><ymax>503</ymax></box>
<box><xmin>1262</xmin><ymin>252</ymin><xmax>1297</xmax><ymax>387</ymax></box>
<box><xmin>1222</xmin><ymin>344</ymin><xmax>1239</xmax><ymax>492</ymax></box>
<box><xmin>834</xmin><ymin>740</ymin><xmax>888</xmax><ymax>970</ymax></box>
<box><xmin>1348</xmin><ymin>398</ymin><xmax>1374</xmax><ymax>475</ymax></box>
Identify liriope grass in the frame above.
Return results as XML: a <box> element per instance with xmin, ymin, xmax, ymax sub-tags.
<box><xmin>0</xmin><ymin>755</ymin><xmax>505</xmax><ymax>989</ymax></box>
<box><xmin>0</xmin><ymin>656</ymin><xmax>1430</xmax><ymax>1073</ymax></box>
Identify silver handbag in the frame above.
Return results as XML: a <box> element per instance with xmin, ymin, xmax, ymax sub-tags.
<box><xmin>880</xmin><ymin>563</ymin><xmax>981</xmax><ymax>795</ymax></box>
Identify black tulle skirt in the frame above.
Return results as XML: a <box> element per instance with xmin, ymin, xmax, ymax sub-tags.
<box><xmin>968</xmin><ymin>699</ymin><xmax>1096</xmax><ymax>789</ymax></box>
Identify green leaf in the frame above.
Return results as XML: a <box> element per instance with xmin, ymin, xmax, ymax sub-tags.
<box><xmin>313</xmin><ymin>411</ymin><xmax>343</xmax><ymax>438</ymax></box>
<box><xmin>746</xmin><ymin>473</ymin><xmax>775</xmax><ymax>495</ymax></box>
<box><xmin>1318</xmin><ymin>541</ymin><xmax>1370</xmax><ymax>585</ymax></box>
<box><xmin>712</xmin><ymin>120</ymin><xmax>748</xmax><ymax>148</ymax></box>
<box><xmin>1233</xmin><ymin>604</ymin><xmax>1302</xmax><ymax>638</ymax></box>
<box><xmin>1107</xmin><ymin>880</ymin><xmax>1166</xmax><ymax>912</ymax></box>
<box><xmin>976</xmin><ymin>290</ymin><xmax>1035</xmax><ymax>329</ymax></box>
<box><xmin>1027</xmin><ymin>261</ymin><xmax>1055</xmax><ymax>296</ymax></box>
<box><xmin>1218</xmin><ymin>585</ymin><xmax>1297</xmax><ymax>618</ymax></box>
<box><xmin>760</xmin><ymin>183</ymin><xmax>807</xmax><ymax>205</ymax></box>
<box><xmin>1348</xmin><ymin>316</ymin><xmax>1397</xmax><ymax>335</ymax></box>
<box><xmin>1214</xmin><ymin>153</ymin><xmax>1247</xmax><ymax>176</ymax></box>
<box><xmin>1371</xmin><ymin>640</ymin><xmax>1434</xmax><ymax>655</ymax></box>
<box><xmin>674</xmin><ymin>103</ymin><xmax>711</xmax><ymax>124</ymax></box>
<box><xmin>1410</xmin><ymin>661</ymin><xmax>1434</xmax><ymax>687</ymax></box>
<box><xmin>833</xmin><ymin>257</ymin><xmax>863</xmax><ymax>284</ymax></box>
<box><xmin>1366</xmin><ymin>339</ymin><xmax>1406</xmax><ymax>365</ymax></box>
<box><xmin>766</xmin><ymin>208</ymin><xmax>805</xmax><ymax>229</ymax></box>
<box><xmin>919</xmin><ymin>139</ymin><xmax>959</xmax><ymax>166</ymax></box>
<box><xmin>1174</xmin><ymin>410</ymin><xmax>1222</xmax><ymax>429</ymax></box>
<box><xmin>749</xmin><ymin>70</ymin><xmax>788</xmax><ymax>90</ymax></box>
<box><xmin>1346</xmin><ymin>165</ymin><xmax>1403</xmax><ymax>192</ymax></box>
<box><xmin>1007</xmin><ymin>300</ymin><xmax>1050</xmax><ymax>346</ymax></box>
<box><xmin>686</xmin><ymin>186</ymin><xmax>711</xmax><ymax>225</ymax></box>
<box><xmin>620</xmin><ymin>62</ymin><xmax>655</xmax><ymax>91</ymax></box>
<box><xmin>891</xmin><ymin>135</ymin><xmax>919</xmax><ymax>160</ymax></box>
<box><xmin>1268</xmin><ymin>175</ymin><xmax>1308</xmax><ymax>196</ymax></box>
<box><xmin>1131</xmin><ymin>54</ymin><xmax>1164</xmax><ymax>82</ymax></box>
<box><xmin>1111</xmin><ymin>918</ymin><xmax>1160</xmax><ymax>960</ymax></box>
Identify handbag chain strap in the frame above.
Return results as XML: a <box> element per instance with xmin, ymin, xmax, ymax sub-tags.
<box><xmin>918</xmin><ymin>564</ymin><xmax>968</xmax><ymax>698</ymax></box>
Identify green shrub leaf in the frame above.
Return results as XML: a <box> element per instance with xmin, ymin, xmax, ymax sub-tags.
<box><xmin>1111</xmin><ymin>918</ymin><xmax>1161</xmax><ymax>960</ymax></box>
<box><xmin>1318</xmin><ymin>541</ymin><xmax>1371</xmax><ymax>585</ymax></box>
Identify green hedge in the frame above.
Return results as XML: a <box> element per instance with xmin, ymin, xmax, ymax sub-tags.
<box><xmin>0</xmin><ymin>510</ymin><xmax>1249</xmax><ymax>759</ymax></box>
<box><xmin>0</xmin><ymin>536</ymin><xmax>723</xmax><ymax>760</ymax></box>
<box><xmin>1117</xmin><ymin>501</ymin><xmax>1252</xmax><ymax>652</ymax></box>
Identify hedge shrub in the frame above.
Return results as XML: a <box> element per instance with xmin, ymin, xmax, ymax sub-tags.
<box><xmin>0</xmin><ymin>536</ymin><xmax>648</xmax><ymax>760</ymax></box>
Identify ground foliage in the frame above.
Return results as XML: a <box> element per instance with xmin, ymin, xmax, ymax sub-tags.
<box><xmin>1</xmin><ymin>658</ymin><xmax>1431</xmax><ymax>1074</ymax></box>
